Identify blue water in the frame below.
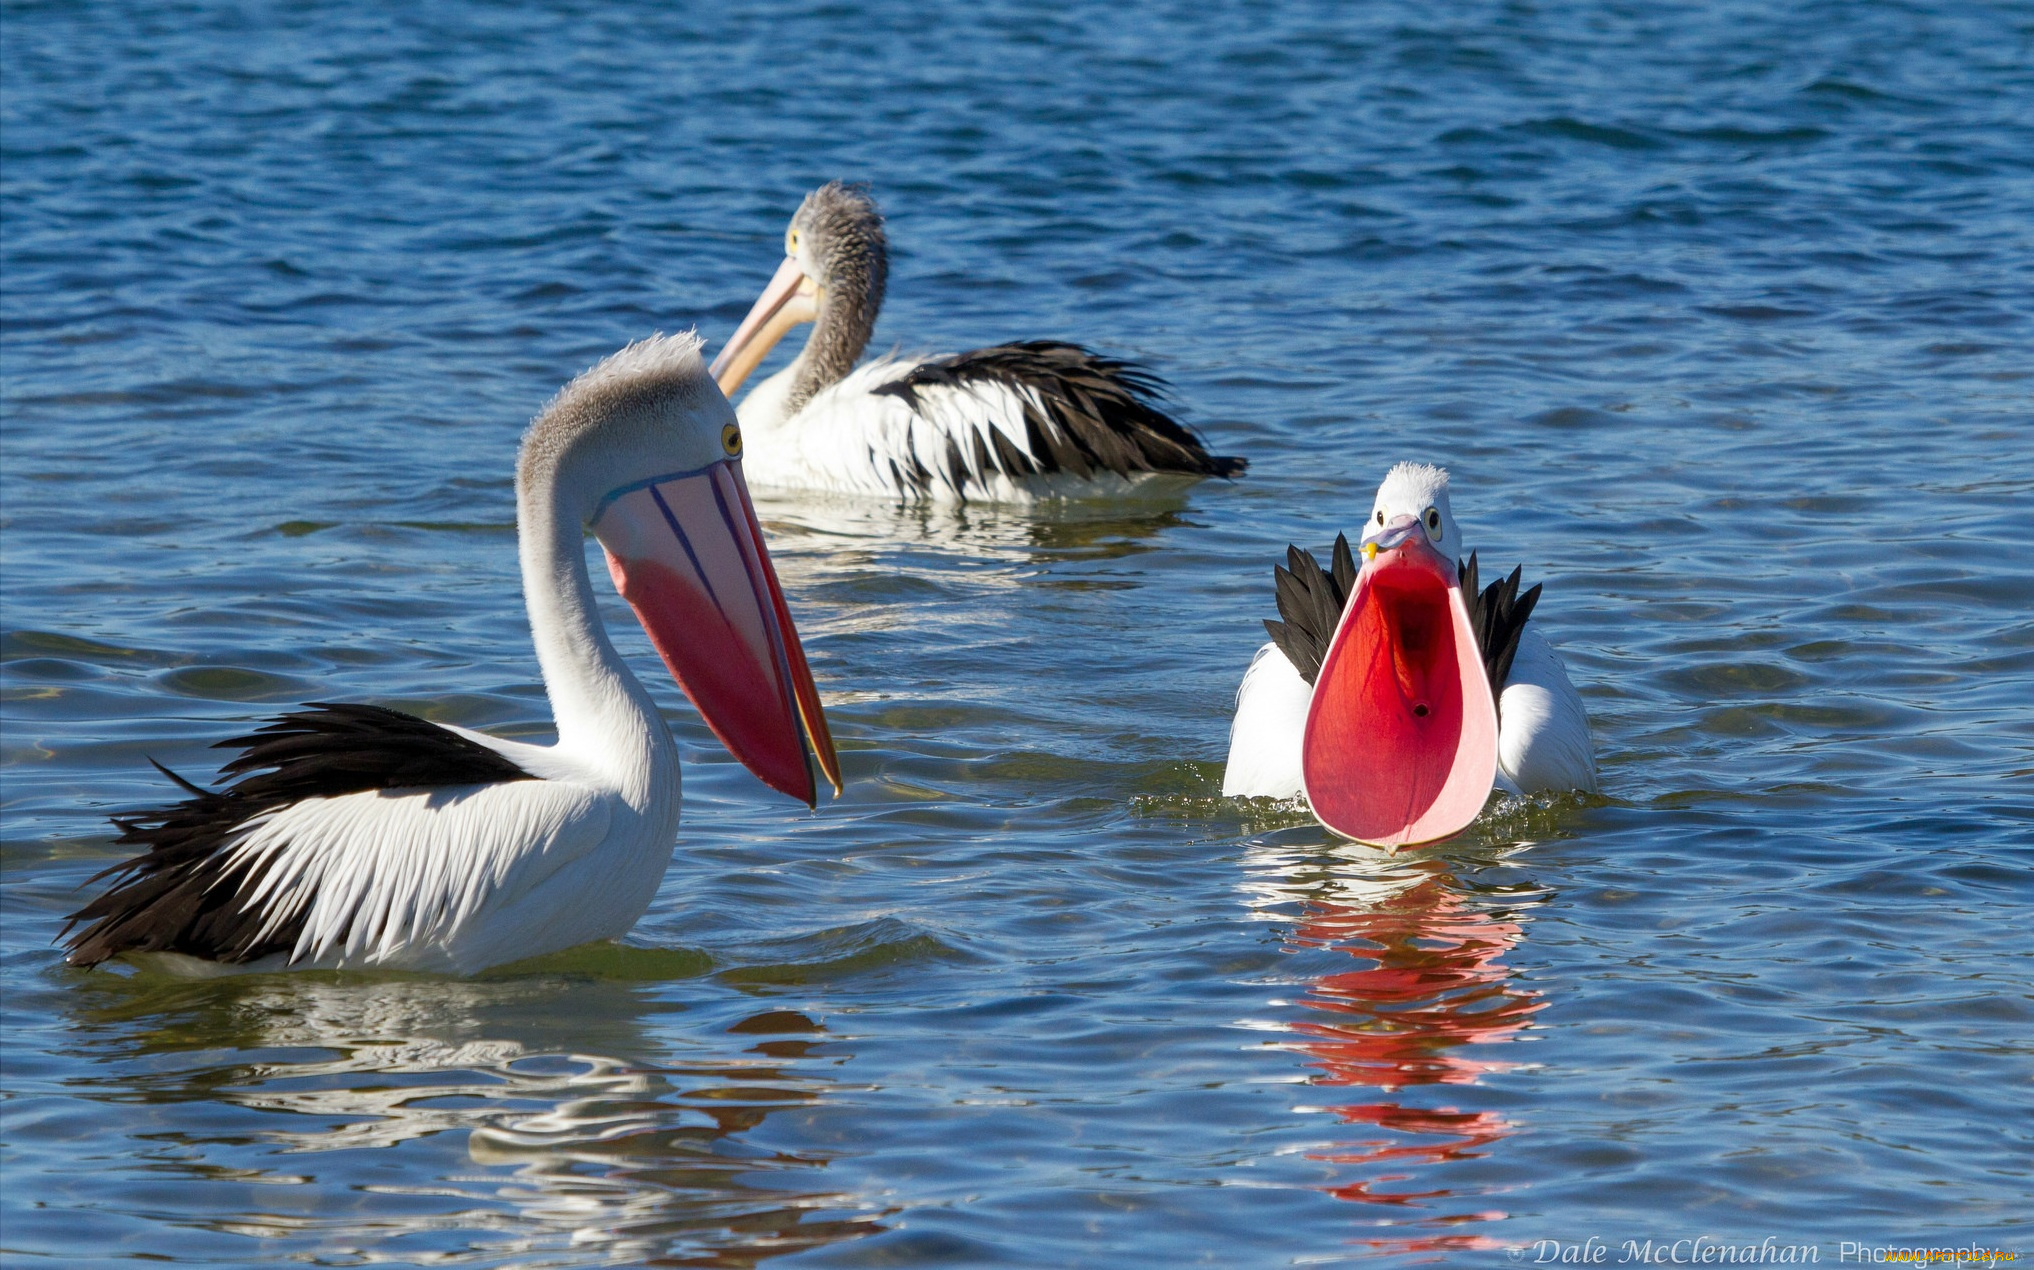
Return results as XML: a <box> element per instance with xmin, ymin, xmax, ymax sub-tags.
<box><xmin>4</xmin><ymin>0</ymin><xmax>2031</xmax><ymax>1264</ymax></box>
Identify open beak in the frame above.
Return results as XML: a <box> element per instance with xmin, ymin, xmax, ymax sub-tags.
<box><xmin>708</xmin><ymin>256</ymin><xmax>820</xmax><ymax>399</ymax></box>
<box><xmin>1301</xmin><ymin>516</ymin><xmax>1498</xmax><ymax>848</ymax></box>
<box><xmin>591</xmin><ymin>461</ymin><xmax>841</xmax><ymax>805</ymax></box>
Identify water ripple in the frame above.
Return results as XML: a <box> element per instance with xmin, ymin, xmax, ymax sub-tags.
<box><xmin>5</xmin><ymin>0</ymin><xmax>2032</xmax><ymax>1263</ymax></box>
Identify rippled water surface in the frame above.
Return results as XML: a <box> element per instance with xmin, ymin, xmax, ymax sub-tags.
<box><xmin>4</xmin><ymin>1</ymin><xmax>2031</xmax><ymax>1264</ymax></box>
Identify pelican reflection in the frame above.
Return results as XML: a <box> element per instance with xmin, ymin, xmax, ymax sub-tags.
<box><xmin>1242</xmin><ymin>844</ymin><xmax>1548</xmax><ymax>1252</ymax></box>
<box><xmin>750</xmin><ymin>486</ymin><xmax>1196</xmax><ymax>591</ymax></box>
<box><xmin>63</xmin><ymin>970</ymin><xmax>884</xmax><ymax>1266</ymax></box>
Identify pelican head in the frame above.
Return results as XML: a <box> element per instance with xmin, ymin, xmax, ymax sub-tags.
<box><xmin>1360</xmin><ymin>461</ymin><xmax>1462</xmax><ymax>564</ymax></box>
<box><xmin>710</xmin><ymin>181</ymin><xmax>888</xmax><ymax>401</ymax></box>
<box><xmin>1301</xmin><ymin>460</ymin><xmax>1497</xmax><ymax>848</ymax></box>
<box><xmin>524</xmin><ymin>332</ymin><xmax>841</xmax><ymax>804</ymax></box>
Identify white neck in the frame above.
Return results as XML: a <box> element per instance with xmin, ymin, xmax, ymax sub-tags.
<box><xmin>516</xmin><ymin>467</ymin><xmax>676</xmax><ymax>804</ymax></box>
<box><xmin>735</xmin><ymin>360</ymin><xmax>802</xmax><ymax>435</ymax></box>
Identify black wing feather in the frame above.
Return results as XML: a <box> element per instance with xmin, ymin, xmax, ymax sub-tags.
<box><xmin>988</xmin><ymin>425</ymin><xmax>1036</xmax><ymax>478</ymax></box>
<box><xmin>61</xmin><ymin>703</ymin><xmax>534</xmax><ymax>968</ymax></box>
<box><xmin>872</xmin><ymin>341</ymin><xmax>1246</xmax><ymax>496</ymax></box>
<box><xmin>1459</xmin><ymin>553</ymin><xmax>1542</xmax><ymax>709</ymax></box>
<box><xmin>1263</xmin><ymin>534</ymin><xmax>1356</xmax><ymax>685</ymax></box>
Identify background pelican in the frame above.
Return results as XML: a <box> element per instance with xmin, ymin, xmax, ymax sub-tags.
<box><xmin>63</xmin><ymin>333</ymin><xmax>840</xmax><ymax>975</ymax></box>
<box><xmin>1223</xmin><ymin>462</ymin><xmax>1595</xmax><ymax>845</ymax></box>
<box><xmin>708</xmin><ymin>182</ymin><xmax>1245</xmax><ymax>503</ymax></box>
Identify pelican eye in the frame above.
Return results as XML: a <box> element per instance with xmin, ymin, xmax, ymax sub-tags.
<box><xmin>786</xmin><ymin>228</ymin><xmax>800</xmax><ymax>255</ymax></box>
<box><xmin>1423</xmin><ymin>507</ymin><xmax>1443</xmax><ymax>540</ymax></box>
<box><xmin>721</xmin><ymin>424</ymin><xmax>743</xmax><ymax>456</ymax></box>
<box><xmin>1375</xmin><ymin>510</ymin><xmax>1385</xmax><ymax>526</ymax></box>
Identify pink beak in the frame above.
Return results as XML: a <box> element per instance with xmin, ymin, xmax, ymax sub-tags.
<box><xmin>1301</xmin><ymin>523</ymin><xmax>1498</xmax><ymax>848</ymax></box>
<box><xmin>707</xmin><ymin>255</ymin><xmax>814</xmax><ymax>399</ymax></box>
<box><xmin>592</xmin><ymin>461</ymin><xmax>840</xmax><ymax>805</ymax></box>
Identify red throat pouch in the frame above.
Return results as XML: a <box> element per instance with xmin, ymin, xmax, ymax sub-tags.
<box><xmin>1301</xmin><ymin>542</ymin><xmax>1499</xmax><ymax>847</ymax></box>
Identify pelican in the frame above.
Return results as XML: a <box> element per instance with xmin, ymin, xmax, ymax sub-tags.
<box><xmin>1222</xmin><ymin>462</ymin><xmax>1595</xmax><ymax>846</ymax></box>
<box><xmin>62</xmin><ymin>333</ymin><xmax>841</xmax><ymax>975</ymax></box>
<box><xmin>707</xmin><ymin>181</ymin><xmax>1245</xmax><ymax>502</ymax></box>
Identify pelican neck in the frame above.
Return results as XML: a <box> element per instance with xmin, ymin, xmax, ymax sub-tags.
<box><xmin>515</xmin><ymin>460</ymin><xmax>674</xmax><ymax>799</ymax></box>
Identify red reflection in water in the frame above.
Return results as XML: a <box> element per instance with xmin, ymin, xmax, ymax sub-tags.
<box><xmin>1282</xmin><ymin>870</ymin><xmax>1541</xmax><ymax>1248</ymax></box>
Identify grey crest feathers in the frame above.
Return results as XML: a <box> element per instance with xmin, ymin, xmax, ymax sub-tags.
<box><xmin>516</xmin><ymin>331</ymin><xmax>714</xmax><ymax>503</ymax></box>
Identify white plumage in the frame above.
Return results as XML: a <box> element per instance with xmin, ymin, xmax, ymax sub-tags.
<box><xmin>1491</xmin><ymin>629</ymin><xmax>1598</xmax><ymax>796</ymax></box>
<box><xmin>1221</xmin><ymin>642</ymin><xmax>1313</xmax><ymax>800</ymax></box>
<box><xmin>737</xmin><ymin>356</ymin><xmax>1193</xmax><ymax>503</ymax></box>
<box><xmin>214</xmin><ymin>755</ymin><xmax>662</xmax><ymax>975</ymax></box>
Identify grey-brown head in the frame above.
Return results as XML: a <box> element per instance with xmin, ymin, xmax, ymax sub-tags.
<box><xmin>710</xmin><ymin>182</ymin><xmax>889</xmax><ymax>412</ymax></box>
<box><xmin>790</xmin><ymin>181</ymin><xmax>886</xmax><ymax>342</ymax></box>
<box><xmin>518</xmin><ymin>332</ymin><xmax>738</xmax><ymax>524</ymax></box>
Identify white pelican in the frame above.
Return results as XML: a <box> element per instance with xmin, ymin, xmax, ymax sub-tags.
<box><xmin>707</xmin><ymin>181</ymin><xmax>1245</xmax><ymax>502</ymax></box>
<box><xmin>1222</xmin><ymin>462</ymin><xmax>1595</xmax><ymax>847</ymax></box>
<box><xmin>63</xmin><ymin>333</ymin><xmax>841</xmax><ymax>974</ymax></box>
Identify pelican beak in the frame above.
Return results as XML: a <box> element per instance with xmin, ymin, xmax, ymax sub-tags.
<box><xmin>591</xmin><ymin>461</ymin><xmax>841</xmax><ymax>806</ymax></box>
<box><xmin>1360</xmin><ymin>514</ymin><xmax>1425</xmax><ymax>554</ymax></box>
<box><xmin>1301</xmin><ymin>518</ymin><xmax>1498</xmax><ymax>848</ymax></box>
<box><xmin>709</xmin><ymin>256</ymin><xmax>821</xmax><ymax>398</ymax></box>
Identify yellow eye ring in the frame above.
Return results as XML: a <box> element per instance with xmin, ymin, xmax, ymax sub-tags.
<box><xmin>1424</xmin><ymin>507</ymin><xmax>1443</xmax><ymax>540</ymax></box>
<box><xmin>721</xmin><ymin>424</ymin><xmax>743</xmax><ymax>457</ymax></box>
<box><xmin>786</xmin><ymin>229</ymin><xmax>800</xmax><ymax>255</ymax></box>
